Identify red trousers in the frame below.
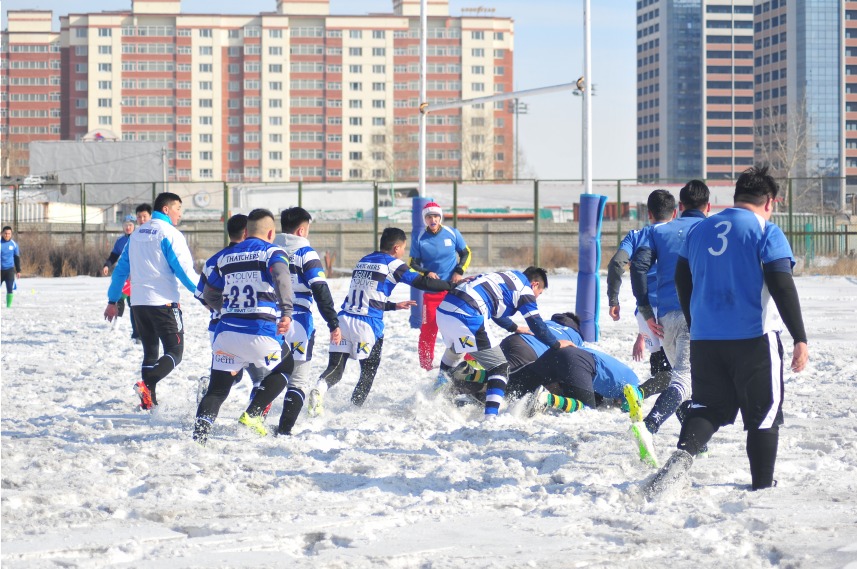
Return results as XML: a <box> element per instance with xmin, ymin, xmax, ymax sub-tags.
<box><xmin>418</xmin><ymin>290</ymin><xmax>447</xmax><ymax>370</ymax></box>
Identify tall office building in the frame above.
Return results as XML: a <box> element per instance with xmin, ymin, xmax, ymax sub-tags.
<box><xmin>2</xmin><ymin>0</ymin><xmax>514</xmax><ymax>183</ymax></box>
<box><xmin>0</xmin><ymin>11</ymin><xmax>62</xmax><ymax>176</ymax></box>
<box><xmin>755</xmin><ymin>0</ymin><xmax>847</xmax><ymax>209</ymax></box>
<box><xmin>636</xmin><ymin>0</ymin><xmax>754</xmax><ymax>182</ymax></box>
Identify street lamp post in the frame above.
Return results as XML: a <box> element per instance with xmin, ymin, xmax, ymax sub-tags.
<box><xmin>508</xmin><ymin>98</ymin><xmax>529</xmax><ymax>180</ymax></box>
<box><xmin>573</xmin><ymin>82</ymin><xmax>596</xmax><ymax>180</ymax></box>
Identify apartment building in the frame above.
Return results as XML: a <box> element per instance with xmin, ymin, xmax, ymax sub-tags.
<box><xmin>2</xmin><ymin>0</ymin><xmax>514</xmax><ymax>183</ymax></box>
<box><xmin>0</xmin><ymin>11</ymin><xmax>61</xmax><ymax>176</ymax></box>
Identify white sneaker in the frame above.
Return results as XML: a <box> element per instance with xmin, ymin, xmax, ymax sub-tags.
<box><xmin>525</xmin><ymin>386</ymin><xmax>550</xmax><ymax>418</ymax></box>
<box><xmin>630</xmin><ymin>422</ymin><xmax>659</xmax><ymax>468</ymax></box>
<box><xmin>307</xmin><ymin>388</ymin><xmax>324</xmax><ymax>417</ymax></box>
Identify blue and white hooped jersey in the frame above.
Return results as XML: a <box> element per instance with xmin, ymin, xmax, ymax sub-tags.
<box><xmin>274</xmin><ymin>234</ymin><xmax>327</xmax><ymax>316</ymax></box>
<box><xmin>195</xmin><ymin>242</ymin><xmax>239</xmax><ymax>333</ymax></box>
<box><xmin>619</xmin><ymin>228</ymin><xmax>660</xmax><ymax>308</ymax></box>
<box><xmin>441</xmin><ymin>270</ymin><xmax>539</xmax><ymax>321</ymax></box>
<box><xmin>338</xmin><ymin>251</ymin><xmax>422</xmax><ymax>335</ymax></box>
<box><xmin>207</xmin><ymin>237</ymin><xmax>289</xmax><ymax>339</ymax></box>
<box><xmin>680</xmin><ymin>207</ymin><xmax>795</xmax><ymax>341</ymax></box>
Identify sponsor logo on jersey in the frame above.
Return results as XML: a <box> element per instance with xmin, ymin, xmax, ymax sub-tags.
<box><xmin>357</xmin><ymin>342</ymin><xmax>370</xmax><ymax>354</ymax></box>
<box><xmin>458</xmin><ymin>336</ymin><xmax>475</xmax><ymax>349</ymax></box>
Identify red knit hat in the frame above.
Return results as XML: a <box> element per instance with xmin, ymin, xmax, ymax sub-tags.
<box><xmin>423</xmin><ymin>201</ymin><xmax>443</xmax><ymax>222</ymax></box>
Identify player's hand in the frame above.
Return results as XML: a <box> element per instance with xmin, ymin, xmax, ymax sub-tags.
<box><xmin>556</xmin><ymin>340</ymin><xmax>575</xmax><ymax>349</ymax></box>
<box><xmin>101</xmin><ymin>266</ymin><xmax>109</xmax><ymax>277</ymax></box>
<box><xmin>451</xmin><ymin>273</ymin><xmax>463</xmax><ymax>283</ymax></box>
<box><xmin>515</xmin><ymin>326</ymin><xmax>532</xmax><ymax>335</ymax></box>
<box><xmin>277</xmin><ymin>315</ymin><xmax>292</xmax><ymax>335</ymax></box>
<box><xmin>104</xmin><ymin>303</ymin><xmax>118</xmax><ymax>322</ymax></box>
<box><xmin>395</xmin><ymin>300</ymin><xmax>417</xmax><ymax>310</ymax></box>
<box><xmin>609</xmin><ymin>304</ymin><xmax>621</xmax><ymax>321</ymax></box>
<box><xmin>791</xmin><ymin>341</ymin><xmax>808</xmax><ymax>373</ymax></box>
<box><xmin>646</xmin><ymin>317</ymin><xmax>664</xmax><ymax>339</ymax></box>
<box><xmin>330</xmin><ymin>327</ymin><xmax>342</xmax><ymax>345</ymax></box>
<box><xmin>427</xmin><ymin>272</ymin><xmax>439</xmax><ymax>279</ymax></box>
<box><xmin>633</xmin><ymin>334</ymin><xmax>645</xmax><ymax>362</ymax></box>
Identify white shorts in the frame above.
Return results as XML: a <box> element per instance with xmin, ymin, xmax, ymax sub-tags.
<box><xmin>211</xmin><ymin>331</ymin><xmax>284</xmax><ymax>373</ymax></box>
<box><xmin>329</xmin><ymin>314</ymin><xmax>378</xmax><ymax>361</ymax></box>
<box><xmin>636</xmin><ymin>310</ymin><xmax>662</xmax><ymax>352</ymax></box>
<box><xmin>282</xmin><ymin>315</ymin><xmax>314</xmax><ymax>362</ymax></box>
<box><xmin>436</xmin><ymin>310</ymin><xmax>498</xmax><ymax>355</ymax></box>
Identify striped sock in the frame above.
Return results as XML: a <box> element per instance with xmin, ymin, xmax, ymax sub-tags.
<box><xmin>546</xmin><ymin>394</ymin><xmax>584</xmax><ymax>414</ymax></box>
<box><xmin>484</xmin><ymin>374</ymin><xmax>507</xmax><ymax>415</ymax></box>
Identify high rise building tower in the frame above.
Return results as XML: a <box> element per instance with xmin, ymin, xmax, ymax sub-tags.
<box><xmin>2</xmin><ymin>0</ymin><xmax>514</xmax><ymax>183</ymax></box>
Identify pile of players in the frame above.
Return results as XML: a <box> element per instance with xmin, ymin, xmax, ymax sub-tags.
<box><xmin>103</xmin><ymin>165</ymin><xmax>808</xmax><ymax>497</ymax></box>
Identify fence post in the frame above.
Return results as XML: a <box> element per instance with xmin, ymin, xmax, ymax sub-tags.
<box><xmin>13</xmin><ymin>184</ymin><xmax>18</xmax><ymax>234</ymax></box>
<box><xmin>222</xmin><ymin>181</ymin><xmax>229</xmax><ymax>247</ymax></box>
<box><xmin>373</xmin><ymin>181</ymin><xmax>379</xmax><ymax>246</ymax></box>
<box><xmin>533</xmin><ymin>179</ymin><xmax>540</xmax><ymax>267</ymax></box>
<box><xmin>616</xmin><ymin>179</ymin><xmax>622</xmax><ymax>247</ymax></box>
<box><xmin>81</xmin><ymin>183</ymin><xmax>87</xmax><ymax>247</ymax></box>
<box><xmin>151</xmin><ymin>182</ymin><xmax>157</xmax><ymax>205</ymax></box>
<box><xmin>452</xmin><ymin>180</ymin><xmax>458</xmax><ymax>228</ymax></box>
<box><xmin>298</xmin><ymin>180</ymin><xmax>303</xmax><ymax>208</ymax></box>
<box><xmin>805</xmin><ymin>222</ymin><xmax>814</xmax><ymax>268</ymax></box>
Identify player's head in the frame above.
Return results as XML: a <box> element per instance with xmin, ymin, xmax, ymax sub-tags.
<box><xmin>523</xmin><ymin>266</ymin><xmax>549</xmax><ymax>298</ymax></box>
<box><xmin>2</xmin><ymin>226</ymin><xmax>12</xmax><ymax>240</ymax></box>
<box><xmin>679</xmin><ymin>180</ymin><xmax>710</xmax><ymax>212</ymax></box>
<box><xmin>135</xmin><ymin>203</ymin><xmax>153</xmax><ymax>225</ymax></box>
<box><xmin>122</xmin><ymin>215</ymin><xmax>136</xmax><ymax>234</ymax></box>
<box><xmin>153</xmin><ymin>192</ymin><xmax>183</xmax><ymax>225</ymax></box>
<box><xmin>379</xmin><ymin>227</ymin><xmax>407</xmax><ymax>258</ymax></box>
<box><xmin>551</xmin><ymin>312</ymin><xmax>581</xmax><ymax>333</ymax></box>
<box><xmin>226</xmin><ymin>213</ymin><xmax>248</xmax><ymax>243</ymax></box>
<box><xmin>423</xmin><ymin>201</ymin><xmax>443</xmax><ymax>232</ymax></box>
<box><xmin>280</xmin><ymin>206</ymin><xmax>312</xmax><ymax>236</ymax></box>
<box><xmin>647</xmin><ymin>189</ymin><xmax>676</xmax><ymax>222</ymax></box>
<box><xmin>247</xmin><ymin>208</ymin><xmax>276</xmax><ymax>242</ymax></box>
<box><xmin>734</xmin><ymin>165</ymin><xmax>780</xmax><ymax>207</ymax></box>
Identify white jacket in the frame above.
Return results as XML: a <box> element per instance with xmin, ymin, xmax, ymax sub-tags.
<box><xmin>108</xmin><ymin>211</ymin><xmax>199</xmax><ymax>306</ymax></box>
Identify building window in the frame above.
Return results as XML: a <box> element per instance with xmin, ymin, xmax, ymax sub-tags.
<box><xmin>98</xmin><ymin>28</ymin><xmax>112</xmax><ymax>37</ymax></box>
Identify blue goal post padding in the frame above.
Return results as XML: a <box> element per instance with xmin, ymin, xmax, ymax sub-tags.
<box><xmin>409</xmin><ymin>196</ymin><xmax>433</xmax><ymax>329</ymax></box>
<box><xmin>575</xmin><ymin>193</ymin><xmax>608</xmax><ymax>342</ymax></box>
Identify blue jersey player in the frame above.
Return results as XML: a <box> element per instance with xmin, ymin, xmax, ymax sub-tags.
<box><xmin>1</xmin><ymin>226</ymin><xmax>21</xmax><ymax>308</ymax></box>
<box><xmin>193</xmin><ymin>209</ymin><xmax>295</xmax><ymax>445</ymax></box>
<box><xmin>435</xmin><ymin>267</ymin><xmax>577</xmax><ymax>416</ymax></box>
<box><xmin>306</xmin><ymin>227</ymin><xmax>452</xmax><ymax>415</ymax></box>
<box><xmin>645</xmin><ymin>166</ymin><xmax>808</xmax><ymax>498</ymax></box>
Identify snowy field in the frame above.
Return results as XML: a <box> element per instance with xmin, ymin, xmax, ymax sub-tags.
<box><xmin>1</xmin><ymin>272</ymin><xmax>856</xmax><ymax>568</ymax></box>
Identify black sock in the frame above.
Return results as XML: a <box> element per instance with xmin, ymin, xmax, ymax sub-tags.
<box><xmin>747</xmin><ymin>427</ymin><xmax>779</xmax><ymax>490</ymax></box>
<box><xmin>277</xmin><ymin>387</ymin><xmax>305</xmax><ymax>435</ymax></box>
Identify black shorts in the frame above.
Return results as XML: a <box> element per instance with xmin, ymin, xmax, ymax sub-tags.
<box><xmin>1</xmin><ymin>267</ymin><xmax>16</xmax><ymax>294</ymax></box>
<box><xmin>133</xmin><ymin>304</ymin><xmax>184</xmax><ymax>340</ymax></box>
<box><xmin>689</xmin><ymin>332</ymin><xmax>784</xmax><ymax>430</ymax></box>
<box><xmin>506</xmin><ymin>345</ymin><xmax>598</xmax><ymax>408</ymax></box>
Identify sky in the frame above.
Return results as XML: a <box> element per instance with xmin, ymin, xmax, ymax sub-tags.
<box><xmin>2</xmin><ymin>0</ymin><xmax>638</xmax><ymax>180</ymax></box>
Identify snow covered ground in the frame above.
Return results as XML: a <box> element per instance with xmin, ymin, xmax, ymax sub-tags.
<box><xmin>2</xmin><ymin>272</ymin><xmax>856</xmax><ymax>568</ymax></box>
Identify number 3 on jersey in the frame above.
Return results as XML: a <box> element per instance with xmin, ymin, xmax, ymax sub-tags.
<box><xmin>707</xmin><ymin>220</ymin><xmax>732</xmax><ymax>257</ymax></box>
<box><xmin>228</xmin><ymin>284</ymin><xmax>256</xmax><ymax>308</ymax></box>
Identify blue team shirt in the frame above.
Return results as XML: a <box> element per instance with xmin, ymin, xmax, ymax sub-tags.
<box><xmin>195</xmin><ymin>242</ymin><xmax>240</xmax><ymax>333</ymax></box>
<box><xmin>680</xmin><ymin>207</ymin><xmax>795</xmax><ymax>341</ymax></box>
<box><xmin>340</xmin><ymin>251</ymin><xmax>423</xmax><ymax>337</ymax></box>
<box><xmin>110</xmin><ymin>234</ymin><xmax>130</xmax><ymax>259</ymax></box>
<box><xmin>409</xmin><ymin>225</ymin><xmax>469</xmax><ymax>281</ymax></box>
<box><xmin>524</xmin><ymin>321</ymin><xmax>640</xmax><ymax>399</ymax></box>
<box><xmin>1</xmin><ymin>238</ymin><xmax>20</xmax><ymax>270</ymax></box>
<box><xmin>635</xmin><ymin>210</ymin><xmax>706</xmax><ymax>315</ymax></box>
<box><xmin>207</xmin><ymin>237</ymin><xmax>289</xmax><ymax>339</ymax></box>
<box><xmin>618</xmin><ymin>228</ymin><xmax>659</xmax><ymax>308</ymax></box>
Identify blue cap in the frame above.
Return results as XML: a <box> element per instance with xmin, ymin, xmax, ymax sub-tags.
<box><xmin>124</xmin><ymin>215</ymin><xmax>136</xmax><ymax>222</ymax></box>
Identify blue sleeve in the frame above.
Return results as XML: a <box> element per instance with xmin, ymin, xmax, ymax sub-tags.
<box><xmin>110</xmin><ymin>235</ymin><xmax>126</xmax><ymax>257</ymax></box>
<box><xmin>107</xmin><ymin>243</ymin><xmax>130</xmax><ymax>302</ymax></box>
<box><xmin>523</xmin><ymin>313</ymin><xmax>560</xmax><ymax>350</ymax></box>
<box><xmin>761</xmin><ymin>224</ymin><xmax>795</xmax><ymax>268</ymax></box>
<box><xmin>619</xmin><ymin>230</ymin><xmax>637</xmax><ymax>256</ymax></box>
<box><xmin>161</xmin><ymin>238</ymin><xmax>198</xmax><ymax>293</ymax></box>
<box><xmin>493</xmin><ymin>316</ymin><xmax>518</xmax><ymax>333</ymax></box>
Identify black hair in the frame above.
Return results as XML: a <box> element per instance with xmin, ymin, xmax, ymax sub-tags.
<box><xmin>523</xmin><ymin>266</ymin><xmax>548</xmax><ymax>289</ymax></box>
<box><xmin>226</xmin><ymin>214</ymin><xmax>248</xmax><ymax>241</ymax></box>
<box><xmin>551</xmin><ymin>312</ymin><xmax>581</xmax><ymax>333</ymax></box>
<box><xmin>153</xmin><ymin>192</ymin><xmax>182</xmax><ymax>213</ymax></box>
<box><xmin>247</xmin><ymin>208</ymin><xmax>275</xmax><ymax>223</ymax></box>
<box><xmin>734</xmin><ymin>165</ymin><xmax>779</xmax><ymax>206</ymax></box>
<box><xmin>647</xmin><ymin>189</ymin><xmax>676</xmax><ymax>222</ymax></box>
<box><xmin>679</xmin><ymin>179</ymin><xmax>710</xmax><ymax>210</ymax></box>
<box><xmin>379</xmin><ymin>227</ymin><xmax>406</xmax><ymax>252</ymax></box>
<box><xmin>135</xmin><ymin>203</ymin><xmax>153</xmax><ymax>215</ymax></box>
<box><xmin>280</xmin><ymin>206</ymin><xmax>312</xmax><ymax>233</ymax></box>
<box><xmin>2</xmin><ymin>226</ymin><xmax>11</xmax><ymax>232</ymax></box>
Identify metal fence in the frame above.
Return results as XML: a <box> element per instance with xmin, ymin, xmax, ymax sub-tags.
<box><xmin>2</xmin><ymin>177</ymin><xmax>855</xmax><ymax>269</ymax></box>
